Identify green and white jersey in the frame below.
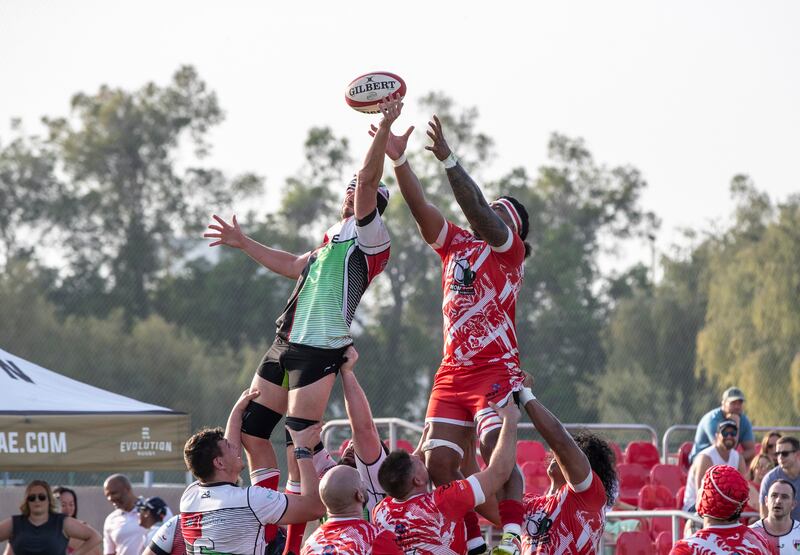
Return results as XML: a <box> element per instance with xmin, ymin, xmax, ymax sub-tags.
<box><xmin>275</xmin><ymin>210</ymin><xmax>390</xmax><ymax>348</ymax></box>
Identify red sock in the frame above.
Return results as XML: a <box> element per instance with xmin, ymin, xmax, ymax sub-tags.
<box><xmin>464</xmin><ymin>510</ymin><xmax>485</xmax><ymax>550</ymax></box>
<box><xmin>498</xmin><ymin>499</ymin><xmax>524</xmax><ymax>537</ymax></box>
<box><xmin>283</xmin><ymin>481</ymin><xmax>305</xmax><ymax>555</ymax></box>
<box><xmin>250</xmin><ymin>469</ymin><xmax>280</xmax><ymax>542</ymax></box>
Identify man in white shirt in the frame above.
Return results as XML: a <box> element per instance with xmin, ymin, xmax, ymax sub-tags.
<box><xmin>103</xmin><ymin>474</ymin><xmax>146</xmax><ymax>555</ymax></box>
<box><xmin>751</xmin><ymin>480</ymin><xmax>800</xmax><ymax>554</ymax></box>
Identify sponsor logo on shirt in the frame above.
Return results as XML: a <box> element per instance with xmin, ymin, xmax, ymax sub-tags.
<box><xmin>450</xmin><ymin>259</ymin><xmax>477</xmax><ymax>295</ymax></box>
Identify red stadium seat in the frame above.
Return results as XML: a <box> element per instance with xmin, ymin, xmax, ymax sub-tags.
<box><xmin>615</xmin><ymin>530</ymin><xmax>656</xmax><ymax>555</ymax></box>
<box><xmin>675</xmin><ymin>486</ymin><xmax>687</xmax><ymax>510</ymax></box>
<box><xmin>647</xmin><ymin>512</ymin><xmax>675</xmax><ymax>542</ymax></box>
<box><xmin>517</xmin><ymin>440</ymin><xmax>547</xmax><ymax>464</ymax></box>
<box><xmin>521</xmin><ymin>461</ymin><xmax>550</xmax><ymax>496</ymax></box>
<box><xmin>625</xmin><ymin>441</ymin><xmax>661</xmax><ymax>470</ymax></box>
<box><xmin>654</xmin><ymin>531</ymin><xmax>673</xmax><ymax>555</ymax></box>
<box><xmin>396</xmin><ymin>439</ymin><xmax>415</xmax><ymax>452</ymax></box>
<box><xmin>677</xmin><ymin>442</ymin><xmax>693</xmax><ymax>473</ymax></box>
<box><xmin>638</xmin><ymin>485</ymin><xmax>675</xmax><ymax>510</ymax></box>
<box><xmin>609</xmin><ymin>441</ymin><xmax>624</xmax><ymax>467</ymax></box>
<box><xmin>617</xmin><ymin>463</ymin><xmax>650</xmax><ymax>506</ymax></box>
<box><xmin>650</xmin><ymin>464</ymin><xmax>685</xmax><ymax>496</ymax></box>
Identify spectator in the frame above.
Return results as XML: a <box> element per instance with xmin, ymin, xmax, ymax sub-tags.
<box><xmin>762</xmin><ymin>431</ymin><xmax>783</xmax><ymax>466</ymax></box>
<box><xmin>0</xmin><ymin>479</ymin><xmax>101</xmax><ymax>555</ymax></box>
<box><xmin>141</xmin><ymin>515</ymin><xmax>184</xmax><ymax>555</ymax></box>
<box><xmin>53</xmin><ymin>487</ymin><xmax>78</xmax><ymax>518</ymax></box>
<box><xmin>749</xmin><ymin>454</ymin><xmax>776</xmax><ymax>515</ymax></box>
<box><xmin>683</xmin><ymin>419</ymin><xmax>747</xmax><ymax>512</ymax></box>
<box><xmin>136</xmin><ymin>497</ymin><xmax>169</xmax><ymax>546</ymax></box>
<box><xmin>102</xmin><ymin>474</ymin><xmax>146</xmax><ymax>555</ymax></box>
<box><xmin>689</xmin><ymin>387</ymin><xmax>755</xmax><ymax>464</ymax></box>
<box><xmin>670</xmin><ymin>465</ymin><xmax>775</xmax><ymax>554</ymax></box>
<box><xmin>179</xmin><ymin>388</ymin><xmax>325</xmax><ymax>554</ymax></box>
<box><xmin>761</xmin><ymin>436</ymin><xmax>800</xmax><ymax>521</ymax></box>
<box><xmin>751</xmin><ymin>480</ymin><xmax>800</xmax><ymax>553</ymax></box>
<box><xmin>301</xmin><ymin>465</ymin><xmax>401</xmax><ymax>554</ymax></box>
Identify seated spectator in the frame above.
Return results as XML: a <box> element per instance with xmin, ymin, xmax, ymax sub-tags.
<box><xmin>136</xmin><ymin>497</ymin><xmax>169</xmax><ymax>546</ymax></box>
<box><xmin>761</xmin><ymin>431</ymin><xmax>782</xmax><ymax>466</ymax></box>
<box><xmin>748</xmin><ymin>454</ymin><xmax>775</xmax><ymax>513</ymax></box>
<box><xmin>683</xmin><ymin>419</ymin><xmax>747</xmax><ymax>512</ymax></box>
<box><xmin>760</xmin><ymin>436</ymin><xmax>800</xmax><ymax>521</ymax></box>
<box><xmin>670</xmin><ymin>465</ymin><xmax>775</xmax><ymax>554</ymax></box>
<box><xmin>689</xmin><ymin>387</ymin><xmax>755</xmax><ymax>465</ymax></box>
<box><xmin>0</xmin><ymin>480</ymin><xmax>101</xmax><ymax>555</ymax></box>
<box><xmin>301</xmin><ymin>465</ymin><xmax>401</xmax><ymax>554</ymax></box>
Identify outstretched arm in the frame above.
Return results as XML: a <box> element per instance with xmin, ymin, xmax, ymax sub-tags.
<box><xmin>369</xmin><ymin>123</ymin><xmax>445</xmax><ymax>244</ymax></box>
<box><xmin>204</xmin><ymin>215</ymin><xmax>311</xmax><ymax>279</ymax></box>
<box><xmin>225</xmin><ymin>388</ymin><xmax>259</xmax><ymax>456</ymax></box>
<box><xmin>340</xmin><ymin>346</ymin><xmax>383</xmax><ymax>464</ymax></box>
<box><xmin>472</xmin><ymin>402</ymin><xmax>520</xmax><ymax>499</ymax></box>
<box><xmin>427</xmin><ymin>116</ymin><xmax>509</xmax><ymax>247</ymax></box>
<box><xmin>519</xmin><ymin>374</ymin><xmax>592</xmax><ymax>488</ymax></box>
<box><xmin>355</xmin><ymin>96</ymin><xmax>403</xmax><ymax>220</ymax></box>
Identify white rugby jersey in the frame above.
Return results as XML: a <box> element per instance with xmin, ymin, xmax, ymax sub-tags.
<box><xmin>180</xmin><ymin>481</ymin><xmax>288</xmax><ymax>554</ymax></box>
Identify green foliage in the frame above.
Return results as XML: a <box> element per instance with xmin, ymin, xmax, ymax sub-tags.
<box><xmin>696</xmin><ymin>179</ymin><xmax>800</xmax><ymax>424</ymax></box>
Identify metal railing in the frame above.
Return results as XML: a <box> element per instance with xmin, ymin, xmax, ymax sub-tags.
<box><xmin>662</xmin><ymin>425</ymin><xmax>800</xmax><ymax>463</ymax></box>
<box><xmin>519</xmin><ymin>422</ymin><xmax>658</xmax><ymax>446</ymax></box>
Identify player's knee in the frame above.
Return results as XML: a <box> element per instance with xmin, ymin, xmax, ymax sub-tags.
<box><xmin>284</xmin><ymin>416</ymin><xmax>323</xmax><ymax>453</ymax></box>
<box><xmin>241</xmin><ymin>401</ymin><xmax>283</xmax><ymax>440</ymax></box>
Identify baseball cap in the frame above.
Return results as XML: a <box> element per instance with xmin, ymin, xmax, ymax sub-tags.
<box><xmin>136</xmin><ymin>496</ymin><xmax>168</xmax><ymax>517</ymax></box>
<box><xmin>717</xmin><ymin>419</ymin><xmax>739</xmax><ymax>433</ymax></box>
<box><xmin>721</xmin><ymin>387</ymin><xmax>746</xmax><ymax>403</ymax></box>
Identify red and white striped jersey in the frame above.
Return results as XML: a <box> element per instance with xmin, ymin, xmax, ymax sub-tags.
<box><xmin>671</xmin><ymin>523</ymin><xmax>777</xmax><ymax>555</ymax></box>
<box><xmin>432</xmin><ymin>221</ymin><xmax>525</xmax><ymax>369</ymax></box>
<box><xmin>750</xmin><ymin>519</ymin><xmax>800</xmax><ymax>555</ymax></box>
<box><xmin>301</xmin><ymin>517</ymin><xmax>401</xmax><ymax>555</ymax></box>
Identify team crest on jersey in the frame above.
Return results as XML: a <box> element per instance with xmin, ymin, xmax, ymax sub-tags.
<box><xmin>794</xmin><ymin>539</ymin><xmax>800</xmax><ymax>550</ymax></box>
<box><xmin>450</xmin><ymin>259</ymin><xmax>477</xmax><ymax>294</ymax></box>
<box><xmin>525</xmin><ymin>509</ymin><xmax>553</xmax><ymax>546</ymax></box>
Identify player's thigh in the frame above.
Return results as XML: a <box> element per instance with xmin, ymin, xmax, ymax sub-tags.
<box><xmin>286</xmin><ymin>373</ymin><xmax>337</xmax><ymax>420</ymax></box>
<box><xmin>283</xmin><ymin>343</ymin><xmax>347</xmax><ymax>420</ymax></box>
<box><xmin>248</xmin><ymin>373</ymin><xmax>288</xmax><ymax>414</ymax></box>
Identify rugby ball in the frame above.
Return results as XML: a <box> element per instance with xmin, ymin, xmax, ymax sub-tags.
<box><xmin>344</xmin><ymin>71</ymin><xmax>406</xmax><ymax>114</ymax></box>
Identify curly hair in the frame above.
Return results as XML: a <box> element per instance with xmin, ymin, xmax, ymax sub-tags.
<box><xmin>572</xmin><ymin>430</ymin><xmax>617</xmax><ymax>507</ymax></box>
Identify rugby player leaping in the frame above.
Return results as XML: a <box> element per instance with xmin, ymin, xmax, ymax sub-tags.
<box><xmin>205</xmin><ymin>96</ymin><xmax>402</xmax><ymax>553</ymax></box>
<box><xmin>374</xmin><ymin>115</ymin><xmax>532</xmax><ymax>554</ymax></box>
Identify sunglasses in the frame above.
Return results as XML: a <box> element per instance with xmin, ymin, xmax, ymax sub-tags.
<box><xmin>27</xmin><ymin>494</ymin><xmax>47</xmax><ymax>502</ymax></box>
<box><xmin>776</xmin><ymin>450</ymin><xmax>797</xmax><ymax>458</ymax></box>
<box><xmin>720</xmin><ymin>430</ymin><xmax>737</xmax><ymax>438</ymax></box>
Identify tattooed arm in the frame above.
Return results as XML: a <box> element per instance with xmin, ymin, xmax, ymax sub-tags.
<box><xmin>426</xmin><ymin>115</ymin><xmax>510</xmax><ymax>247</ymax></box>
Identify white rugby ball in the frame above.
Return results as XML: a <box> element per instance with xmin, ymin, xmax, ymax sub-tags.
<box><xmin>344</xmin><ymin>71</ymin><xmax>406</xmax><ymax>114</ymax></box>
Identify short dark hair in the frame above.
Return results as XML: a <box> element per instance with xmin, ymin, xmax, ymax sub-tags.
<box><xmin>777</xmin><ymin>436</ymin><xmax>800</xmax><ymax>452</ymax></box>
<box><xmin>378</xmin><ymin>450</ymin><xmax>415</xmax><ymax>499</ymax></box>
<box><xmin>573</xmin><ymin>430</ymin><xmax>617</xmax><ymax>507</ymax></box>
<box><xmin>771</xmin><ymin>479</ymin><xmax>797</xmax><ymax>498</ymax></box>
<box><xmin>184</xmin><ymin>427</ymin><xmax>225</xmax><ymax>482</ymax></box>
<box><xmin>53</xmin><ymin>486</ymin><xmax>78</xmax><ymax>518</ymax></box>
<box><xmin>497</xmin><ymin>195</ymin><xmax>532</xmax><ymax>258</ymax></box>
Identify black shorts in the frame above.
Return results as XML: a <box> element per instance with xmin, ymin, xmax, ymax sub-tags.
<box><xmin>257</xmin><ymin>336</ymin><xmax>349</xmax><ymax>390</ymax></box>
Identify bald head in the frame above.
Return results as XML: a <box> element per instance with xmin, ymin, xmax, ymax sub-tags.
<box><xmin>103</xmin><ymin>473</ymin><xmax>135</xmax><ymax>511</ymax></box>
<box><xmin>104</xmin><ymin>474</ymin><xmax>131</xmax><ymax>489</ymax></box>
<box><xmin>319</xmin><ymin>465</ymin><xmax>365</xmax><ymax>516</ymax></box>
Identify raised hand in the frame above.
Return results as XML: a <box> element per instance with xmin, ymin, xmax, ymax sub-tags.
<box><xmin>204</xmin><ymin>214</ymin><xmax>246</xmax><ymax>249</ymax></box>
<box><xmin>369</xmin><ymin>124</ymin><xmax>414</xmax><ymax>161</ymax></box>
<box><xmin>489</xmin><ymin>400</ymin><xmax>521</xmax><ymax>424</ymax></box>
<box><xmin>232</xmin><ymin>388</ymin><xmax>259</xmax><ymax>413</ymax></box>
<box><xmin>377</xmin><ymin>94</ymin><xmax>404</xmax><ymax>128</ymax></box>
<box><xmin>425</xmin><ymin>115</ymin><xmax>452</xmax><ymax>161</ymax></box>
<box><xmin>287</xmin><ymin>422</ymin><xmax>324</xmax><ymax>450</ymax></box>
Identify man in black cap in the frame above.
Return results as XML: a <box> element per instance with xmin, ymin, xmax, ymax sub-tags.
<box><xmin>683</xmin><ymin>419</ymin><xmax>748</xmax><ymax>512</ymax></box>
<box><xmin>137</xmin><ymin>497</ymin><xmax>170</xmax><ymax>546</ymax></box>
<box><xmin>689</xmin><ymin>386</ymin><xmax>756</xmax><ymax>465</ymax></box>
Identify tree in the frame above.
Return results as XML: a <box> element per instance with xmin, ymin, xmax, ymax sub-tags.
<box><xmin>696</xmin><ymin>178</ymin><xmax>800</xmax><ymax>424</ymax></box>
<box><xmin>40</xmin><ymin>66</ymin><xmax>262</xmax><ymax>322</ymax></box>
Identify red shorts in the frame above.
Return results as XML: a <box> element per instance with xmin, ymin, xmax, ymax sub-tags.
<box><xmin>425</xmin><ymin>364</ymin><xmax>524</xmax><ymax>441</ymax></box>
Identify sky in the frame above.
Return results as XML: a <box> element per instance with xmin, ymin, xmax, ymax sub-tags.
<box><xmin>1</xmin><ymin>0</ymin><xmax>798</xmax><ymax>275</ymax></box>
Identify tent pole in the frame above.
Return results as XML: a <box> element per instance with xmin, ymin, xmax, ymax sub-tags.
<box><xmin>144</xmin><ymin>471</ymin><xmax>153</xmax><ymax>488</ymax></box>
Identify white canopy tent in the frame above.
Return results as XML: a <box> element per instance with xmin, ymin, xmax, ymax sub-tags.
<box><xmin>0</xmin><ymin>347</ymin><xmax>189</xmax><ymax>471</ymax></box>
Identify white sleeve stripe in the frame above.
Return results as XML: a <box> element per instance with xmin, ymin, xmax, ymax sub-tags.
<box><xmin>570</xmin><ymin>471</ymin><xmax>593</xmax><ymax>493</ymax></box>
<box><xmin>490</xmin><ymin>227</ymin><xmax>514</xmax><ymax>253</ymax></box>
<box><xmin>466</xmin><ymin>475</ymin><xmax>486</xmax><ymax>507</ymax></box>
<box><xmin>430</xmin><ymin>221</ymin><xmax>449</xmax><ymax>249</ymax></box>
